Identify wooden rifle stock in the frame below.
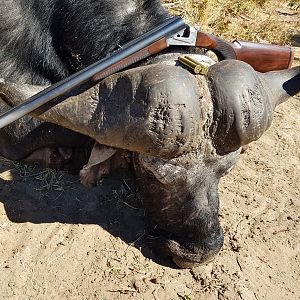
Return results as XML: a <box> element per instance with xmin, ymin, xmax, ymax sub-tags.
<box><xmin>196</xmin><ymin>32</ymin><xmax>294</xmax><ymax>72</ymax></box>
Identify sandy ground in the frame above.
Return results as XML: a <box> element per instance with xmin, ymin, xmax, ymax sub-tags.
<box><xmin>0</xmin><ymin>85</ymin><xmax>299</xmax><ymax>300</ymax></box>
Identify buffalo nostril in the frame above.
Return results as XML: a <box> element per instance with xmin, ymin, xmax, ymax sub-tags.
<box><xmin>171</xmin><ymin>252</ymin><xmax>216</xmax><ymax>269</ymax></box>
<box><xmin>172</xmin><ymin>255</ymin><xmax>203</xmax><ymax>269</ymax></box>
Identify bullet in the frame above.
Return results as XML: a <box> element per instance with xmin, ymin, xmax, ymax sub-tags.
<box><xmin>178</xmin><ymin>56</ymin><xmax>209</xmax><ymax>75</ymax></box>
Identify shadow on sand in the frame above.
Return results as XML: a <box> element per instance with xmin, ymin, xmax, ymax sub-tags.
<box><xmin>0</xmin><ymin>159</ymin><xmax>175</xmax><ymax>268</ymax></box>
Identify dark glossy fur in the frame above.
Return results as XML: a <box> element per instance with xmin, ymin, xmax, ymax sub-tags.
<box><xmin>0</xmin><ymin>0</ymin><xmax>168</xmax><ymax>84</ymax></box>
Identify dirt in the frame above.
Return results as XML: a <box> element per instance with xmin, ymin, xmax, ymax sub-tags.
<box><xmin>0</xmin><ymin>90</ymin><xmax>299</xmax><ymax>300</ymax></box>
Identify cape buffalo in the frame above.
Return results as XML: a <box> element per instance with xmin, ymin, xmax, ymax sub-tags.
<box><xmin>0</xmin><ymin>0</ymin><xmax>299</xmax><ymax>268</ymax></box>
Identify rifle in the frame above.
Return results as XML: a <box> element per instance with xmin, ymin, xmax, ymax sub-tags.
<box><xmin>0</xmin><ymin>16</ymin><xmax>295</xmax><ymax>128</ymax></box>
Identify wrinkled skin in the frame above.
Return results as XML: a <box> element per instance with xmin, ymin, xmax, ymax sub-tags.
<box><xmin>0</xmin><ymin>56</ymin><xmax>299</xmax><ymax>268</ymax></box>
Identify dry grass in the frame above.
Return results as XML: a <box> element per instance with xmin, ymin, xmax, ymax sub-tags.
<box><xmin>163</xmin><ymin>0</ymin><xmax>300</xmax><ymax>45</ymax></box>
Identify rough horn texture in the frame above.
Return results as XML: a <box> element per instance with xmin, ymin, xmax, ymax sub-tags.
<box><xmin>207</xmin><ymin>60</ymin><xmax>300</xmax><ymax>154</ymax></box>
<box><xmin>5</xmin><ymin>60</ymin><xmax>298</xmax><ymax>159</ymax></box>
<box><xmin>35</xmin><ymin>65</ymin><xmax>206</xmax><ymax>159</ymax></box>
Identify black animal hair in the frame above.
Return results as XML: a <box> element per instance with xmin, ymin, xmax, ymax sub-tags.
<box><xmin>0</xmin><ymin>0</ymin><xmax>168</xmax><ymax>84</ymax></box>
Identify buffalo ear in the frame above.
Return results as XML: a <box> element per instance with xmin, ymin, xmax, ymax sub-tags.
<box><xmin>138</xmin><ymin>155</ymin><xmax>187</xmax><ymax>185</ymax></box>
<box><xmin>82</xmin><ymin>143</ymin><xmax>117</xmax><ymax>169</ymax></box>
<box><xmin>80</xmin><ymin>143</ymin><xmax>117</xmax><ymax>187</ymax></box>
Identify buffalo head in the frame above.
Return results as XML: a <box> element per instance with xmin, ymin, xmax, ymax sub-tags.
<box><xmin>0</xmin><ymin>56</ymin><xmax>298</xmax><ymax>268</ymax></box>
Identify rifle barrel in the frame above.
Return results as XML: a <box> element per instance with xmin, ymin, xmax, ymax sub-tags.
<box><xmin>0</xmin><ymin>16</ymin><xmax>185</xmax><ymax>129</ymax></box>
